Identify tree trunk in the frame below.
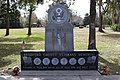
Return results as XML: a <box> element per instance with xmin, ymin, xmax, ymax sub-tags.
<box><xmin>6</xmin><ymin>17</ymin><xmax>9</xmax><ymax>36</ymax></box>
<box><xmin>27</xmin><ymin>6</ymin><xmax>32</xmax><ymax>36</ymax></box>
<box><xmin>98</xmin><ymin>0</ymin><xmax>104</xmax><ymax>32</ymax></box>
<box><xmin>88</xmin><ymin>0</ymin><xmax>96</xmax><ymax>50</ymax></box>
<box><xmin>117</xmin><ymin>2</ymin><xmax>120</xmax><ymax>24</ymax></box>
<box><xmin>118</xmin><ymin>6</ymin><xmax>120</xmax><ymax>24</ymax></box>
<box><xmin>112</xmin><ymin>14</ymin><xmax>116</xmax><ymax>24</ymax></box>
<box><xmin>5</xmin><ymin>0</ymin><xmax>10</xmax><ymax>36</ymax></box>
<box><xmin>119</xmin><ymin>14</ymin><xmax>120</xmax><ymax>24</ymax></box>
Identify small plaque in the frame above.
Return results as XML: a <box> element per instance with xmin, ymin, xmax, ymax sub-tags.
<box><xmin>52</xmin><ymin>58</ymin><xmax>59</xmax><ymax>65</ymax></box>
<box><xmin>69</xmin><ymin>58</ymin><xmax>77</xmax><ymax>65</ymax></box>
<box><xmin>23</xmin><ymin>56</ymin><xmax>32</xmax><ymax>64</ymax></box>
<box><xmin>87</xmin><ymin>56</ymin><xmax>97</xmax><ymax>64</ymax></box>
<box><xmin>78</xmin><ymin>58</ymin><xmax>86</xmax><ymax>65</ymax></box>
<box><xmin>60</xmin><ymin>58</ymin><xmax>68</xmax><ymax>65</ymax></box>
<box><xmin>33</xmin><ymin>58</ymin><xmax>41</xmax><ymax>65</ymax></box>
<box><xmin>43</xmin><ymin>58</ymin><xmax>50</xmax><ymax>65</ymax></box>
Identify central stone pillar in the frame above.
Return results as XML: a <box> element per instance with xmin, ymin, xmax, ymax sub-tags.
<box><xmin>45</xmin><ymin>4</ymin><xmax>74</xmax><ymax>51</ymax></box>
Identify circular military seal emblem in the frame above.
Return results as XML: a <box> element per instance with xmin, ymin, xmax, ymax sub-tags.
<box><xmin>33</xmin><ymin>58</ymin><xmax>41</xmax><ymax>65</ymax></box>
<box><xmin>78</xmin><ymin>58</ymin><xmax>86</xmax><ymax>65</ymax></box>
<box><xmin>48</xmin><ymin>4</ymin><xmax>70</xmax><ymax>24</ymax></box>
<box><xmin>52</xmin><ymin>58</ymin><xmax>59</xmax><ymax>65</ymax></box>
<box><xmin>69</xmin><ymin>58</ymin><xmax>77</xmax><ymax>65</ymax></box>
<box><xmin>43</xmin><ymin>58</ymin><xmax>50</xmax><ymax>65</ymax></box>
<box><xmin>60</xmin><ymin>58</ymin><xmax>68</xmax><ymax>65</ymax></box>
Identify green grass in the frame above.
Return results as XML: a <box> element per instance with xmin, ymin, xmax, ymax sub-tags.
<box><xmin>96</xmin><ymin>28</ymin><xmax>120</xmax><ymax>74</ymax></box>
<box><xmin>0</xmin><ymin>28</ymin><xmax>45</xmax><ymax>69</ymax></box>
<box><xmin>0</xmin><ymin>27</ymin><xmax>120</xmax><ymax>74</ymax></box>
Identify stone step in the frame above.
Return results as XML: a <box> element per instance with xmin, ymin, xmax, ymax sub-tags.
<box><xmin>20</xmin><ymin>70</ymin><xmax>100</xmax><ymax>76</ymax></box>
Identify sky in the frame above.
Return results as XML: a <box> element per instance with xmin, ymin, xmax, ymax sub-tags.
<box><xmin>34</xmin><ymin>0</ymin><xmax>90</xmax><ymax>19</ymax></box>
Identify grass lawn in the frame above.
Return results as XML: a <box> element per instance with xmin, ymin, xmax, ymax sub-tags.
<box><xmin>0</xmin><ymin>27</ymin><xmax>120</xmax><ymax>74</ymax></box>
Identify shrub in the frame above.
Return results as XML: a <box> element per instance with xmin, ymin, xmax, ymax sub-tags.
<box><xmin>111</xmin><ymin>24</ymin><xmax>120</xmax><ymax>31</ymax></box>
<box><xmin>117</xmin><ymin>24</ymin><xmax>120</xmax><ymax>31</ymax></box>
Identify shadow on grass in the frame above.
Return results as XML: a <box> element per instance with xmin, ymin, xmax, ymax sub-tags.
<box><xmin>100</xmin><ymin>33</ymin><xmax>120</xmax><ymax>39</ymax></box>
<box><xmin>0</xmin><ymin>36</ymin><xmax>44</xmax><ymax>42</ymax></box>
<box><xmin>99</xmin><ymin>56</ymin><xmax>120</xmax><ymax>74</ymax></box>
<box><xmin>0</xmin><ymin>34</ymin><xmax>45</xmax><ymax>69</ymax></box>
<box><xmin>0</xmin><ymin>44</ymin><xmax>35</xmax><ymax>68</ymax></box>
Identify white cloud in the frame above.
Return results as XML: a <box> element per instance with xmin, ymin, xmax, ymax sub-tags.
<box><xmin>34</xmin><ymin>4</ymin><xmax>48</xmax><ymax>19</ymax></box>
<box><xmin>35</xmin><ymin>0</ymin><xmax>90</xmax><ymax>19</ymax></box>
<box><xmin>70</xmin><ymin>0</ymin><xmax>90</xmax><ymax>18</ymax></box>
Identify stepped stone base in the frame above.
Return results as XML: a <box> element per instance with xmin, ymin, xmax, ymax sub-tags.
<box><xmin>20</xmin><ymin>70</ymin><xmax>100</xmax><ymax>76</ymax></box>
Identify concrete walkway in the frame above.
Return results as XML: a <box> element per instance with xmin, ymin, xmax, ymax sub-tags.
<box><xmin>0</xmin><ymin>71</ymin><xmax>120</xmax><ymax>80</ymax></box>
<box><xmin>0</xmin><ymin>75</ymin><xmax>120</xmax><ymax>80</ymax></box>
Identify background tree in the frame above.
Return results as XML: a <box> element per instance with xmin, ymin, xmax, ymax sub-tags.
<box><xmin>88</xmin><ymin>0</ymin><xmax>96</xmax><ymax>49</ymax></box>
<box><xmin>115</xmin><ymin>0</ymin><xmax>120</xmax><ymax>24</ymax></box>
<box><xmin>96</xmin><ymin>0</ymin><xmax>110</xmax><ymax>32</ymax></box>
<box><xmin>111</xmin><ymin>1</ymin><xmax>117</xmax><ymax>24</ymax></box>
<box><xmin>5</xmin><ymin>0</ymin><xmax>10</xmax><ymax>36</ymax></box>
<box><xmin>37</xmin><ymin>19</ymin><xmax>42</xmax><ymax>27</ymax></box>
<box><xmin>96</xmin><ymin>0</ymin><xmax>117</xmax><ymax>32</ymax></box>
<box><xmin>0</xmin><ymin>0</ymin><xmax>19</xmax><ymax>36</ymax></box>
<box><xmin>19</xmin><ymin>16</ymin><xmax>26</xmax><ymax>27</ymax></box>
<box><xmin>18</xmin><ymin>0</ymin><xmax>43</xmax><ymax>36</ymax></box>
<box><xmin>26</xmin><ymin>12</ymin><xmax>38</xmax><ymax>25</ymax></box>
<box><xmin>0</xmin><ymin>1</ymin><xmax>1</xmax><ymax>7</ymax></box>
<box><xmin>105</xmin><ymin>0</ymin><xmax>120</xmax><ymax>25</ymax></box>
<box><xmin>31</xmin><ymin>12</ymin><xmax>38</xmax><ymax>24</ymax></box>
<box><xmin>70</xmin><ymin>11</ymin><xmax>83</xmax><ymax>27</ymax></box>
<box><xmin>103</xmin><ymin>14</ymin><xmax>111</xmax><ymax>25</ymax></box>
<box><xmin>98</xmin><ymin>0</ymin><xmax>104</xmax><ymax>32</ymax></box>
<box><xmin>112</xmin><ymin>0</ymin><xmax>120</xmax><ymax>24</ymax></box>
<box><xmin>83</xmin><ymin>13</ymin><xmax>90</xmax><ymax>27</ymax></box>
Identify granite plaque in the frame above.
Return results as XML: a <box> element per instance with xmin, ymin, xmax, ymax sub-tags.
<box><xmin>21</xmin><ymin>50</ymin><xmax>99</xmax><ymax>70</ymax></box>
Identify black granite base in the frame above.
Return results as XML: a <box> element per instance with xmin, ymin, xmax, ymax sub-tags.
<box><xmin>21</xmin><ymin>50</ymin><xmax>99</xmax><ymax>70</ymax></box>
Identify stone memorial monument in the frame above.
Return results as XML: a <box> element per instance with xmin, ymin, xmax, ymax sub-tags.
<box><xmin>20</xmin><ymin>3</ymin><xmax>99</xmax><ymax>75</ymax></box>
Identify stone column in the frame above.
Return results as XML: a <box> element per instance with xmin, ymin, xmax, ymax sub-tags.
<box><xmin>45</xmin><ymin>4</ymin><xmax>74</xmax><ymax>51</ymax></box>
